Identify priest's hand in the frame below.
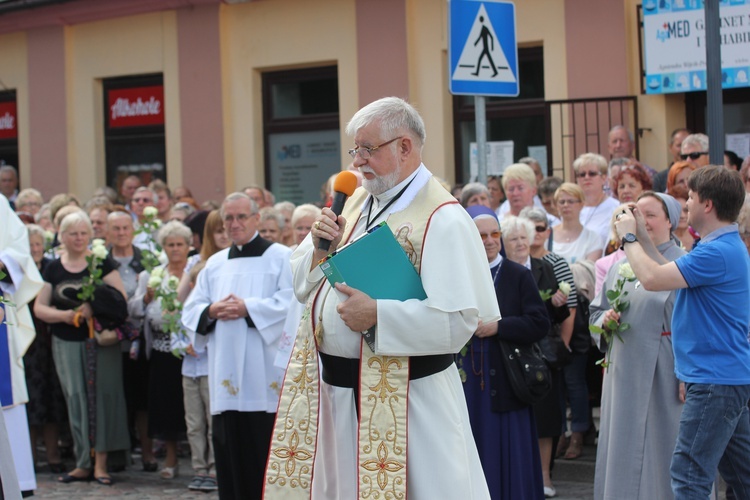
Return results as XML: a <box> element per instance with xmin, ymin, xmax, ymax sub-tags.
<box><xmin>311</xmin><ymin>209</ymin><xmax>348</xmax><ymax>264</ymax></box>
<box><xmin>475</xmin><ymin>320</ymin><xmax>498</xmax><ymax>338</ymax></box>
<box><xmin>335</xmin><ymin>283</ymin><xmax>376</xmax><ymax>332</ymax></box>
<box><xmin>209</xmin><ymin>294</ymin><xmax>248</xmax><ymax>321</ymax></box>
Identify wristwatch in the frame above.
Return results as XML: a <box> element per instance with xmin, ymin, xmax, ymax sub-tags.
<box><xmin>621</xmin><ymin>232</ymin><xmax>638</xmax><ymax>249</ymax></box>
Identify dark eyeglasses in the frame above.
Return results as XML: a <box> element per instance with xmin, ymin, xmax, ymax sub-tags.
<box><xmin>576</xmin><ymin>171</ymin><xmax>600</xmax><ymax>178</ymax></box>
<box><xmin>479</xmin><ymin>231</ymin><xmax>501</xmax><ymax>241</ymax></box>
<box><xmin>680</xmin><ymin>151</ymin><xmax>708</xmax><ymax>160</ymax></box>
<box><xmin>534</xmin><ymin>226</ymin><xmax>548</xmax><ymax>232</ymax></box>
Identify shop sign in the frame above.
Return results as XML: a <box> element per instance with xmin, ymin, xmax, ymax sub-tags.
<box><xmin>108</xmin><ymin>85</ymin><xmax>164</xmax><ymax>127</ymax></box>
<box><xmin>0</xmin><ymin>101</ymin><xmax>17</xmax><ymax>140</ymax></box>
<box><xmin>643</xmin><ymin>1</ymin><xmax>750</xmax><ymax>94</ymax></box>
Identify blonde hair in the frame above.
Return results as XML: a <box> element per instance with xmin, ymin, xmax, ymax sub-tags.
<box><xmin>501</xmin><ymin>163</ymin><xmax>537</xmax><ymax>190</ymax></box>
<box><xmin>572</xmin><ymin>153</ymin><xmax>608</xmax><ymax>175</ymax></box>
<box><xmin>554</xmin><ymin>182</ymin><xmax>585</xmax><ymax>203</ymax></box>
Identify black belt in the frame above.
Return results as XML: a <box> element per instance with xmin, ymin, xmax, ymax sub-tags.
<box><xmin>319</xmin><ymin>352</ymin><xmax>455</xmax><ymax>417</ymax></box>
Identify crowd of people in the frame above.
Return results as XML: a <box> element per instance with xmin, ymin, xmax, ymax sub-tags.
<box><xmin>1</xmin><ymin>100</ymin><xmax>750</xmax><ymax>500</ymax></box>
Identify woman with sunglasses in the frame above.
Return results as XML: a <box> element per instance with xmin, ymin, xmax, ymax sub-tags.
<box><xmin>574</xmin><ymin>153</ymin><xmax>621</xmax><ymax>250</ymax></box>
<box><xmin>590</xmin><ymin>192</ymin><xmax>685</xmax><ymax>500</ymax></box>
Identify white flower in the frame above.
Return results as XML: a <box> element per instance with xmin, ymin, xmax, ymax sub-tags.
<box><xmin>44</xmin><ymin>231</ymin><xmax>55</xmax><ymax>243</ymax></box>
<box><xmin>143</xmin><ymin>206</ymin><xmax>158</xmax><ymax>218</ymax></box>
<box><xmin>91</xmin><ymin>238</ymin><xmax>106</xmax><ymax>249</ymax></box>
<box><xmin>153</xmin><ymin>219</ymin><xmax>162</xmax><ymax>228</ymax></box>
<box><xmin>147</xmin><ymin>274</ymin><xmax>162</xmax><ymax>289</ymax></box>
<box><xmin>618</xmin><ymin>263</ymin><xmax>636</xmax><ymax>280</ymax></box>
<box><xmin>558</xmin><ymin>281</ymin><xmax>571</xmax><ymax>296</ymax></box>
<box><xmin>150</xmin><ymin>267</ymin><xmax>165</xmax><ymax>280</ymax></box>
<box><xmin>167</xmin><ymin>275</ymin><xmax>179</xmax><ymax>290</ymax></box>
<box><xmin>91</xmin><ymin>245</ymin><xmax>108</xmax><ymax>260</ymax></box>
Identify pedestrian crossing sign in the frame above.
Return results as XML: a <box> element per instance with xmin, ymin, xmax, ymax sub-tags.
<box><xmin>449</xmin><ymin>0</ymin><xmax>519</xmax><ymax>96</ymax></box>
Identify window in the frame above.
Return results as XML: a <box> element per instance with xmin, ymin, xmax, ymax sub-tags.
<box><xmin>262</xmin><ymin>66</ymin><xmax>340</xmax><ymax>206</ymax></box>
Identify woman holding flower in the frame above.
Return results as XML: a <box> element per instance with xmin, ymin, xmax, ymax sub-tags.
<box><xmin>33</xmin><ymin>212</ymin><xmax>129</xmax><ymax>485</ymax></box>
<box><xmin>129</xmin><ymin>220</ymin><xmax>191</xmax><ymax>479</ymax></box>
<box><xmin>589</xmin><ymin>192</ymin><xmax>685</xmax><ymax>500</ymax></box>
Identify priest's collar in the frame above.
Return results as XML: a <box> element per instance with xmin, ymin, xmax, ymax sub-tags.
<box><xmin>228</xmin><ymin>231</ymin><xmax>272</xmax><ymax>259</ymax></box>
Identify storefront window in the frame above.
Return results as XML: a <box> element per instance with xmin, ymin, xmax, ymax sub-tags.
<box><xmin>263</xmin><ymin>66</ymin><xmax>340</xmax><ymax>206</ymax></box>
<box><xmin>103</xmin><ymin>74</ymin><xmax>166</xmax><ymax>195</ymax></box>
<box><xmin>0</xmin><ymin>90</ymin><xmax>19</xmax><ymax>175</ymax></box>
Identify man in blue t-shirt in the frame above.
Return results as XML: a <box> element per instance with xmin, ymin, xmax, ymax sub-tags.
<box><xmin>614</xmin><ymin>165</ymin><xmax>750</xmax><ymax>499</ymax></box>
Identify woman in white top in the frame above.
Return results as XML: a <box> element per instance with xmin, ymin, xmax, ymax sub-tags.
<box><xmin>574</xmin><ymin>153</ymin><xmax>621</xmax><ymax>247</ymax></box>
<box><xmin>551</xmin><ymin>183</ymin><xmax>603</xmax><ymax>264</ymax></box>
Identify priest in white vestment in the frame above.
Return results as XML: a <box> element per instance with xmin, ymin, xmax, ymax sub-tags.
<box><xmin>264</xmin><ymin>98</ymin><xmax>501</xmax><ymax>499</ymax></box>
<box><xmin>182</xmin><ymin>192</ymin><xmax>293</xmax><ymax>500</ymax></box>
<box><xmin>0</xmin><ymin>194</ymin><xmax>43</xmax><ymax>494</ymax></box>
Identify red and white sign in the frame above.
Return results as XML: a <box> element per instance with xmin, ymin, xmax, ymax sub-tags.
<box><xmin>108</xmin><ymin>85</ymin><xmax>164</xmax><ymax>128</ymax></box>
<box><xmin>0</xmin><ymin>101</ymin><xmax>17</xmax><ymax>140</ymax></box>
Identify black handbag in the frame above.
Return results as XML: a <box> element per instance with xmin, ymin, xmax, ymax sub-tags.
<box><xmin>538</xmin><ymin>324</ymin><xmax>572</xmax><ymax>369</ymax></box>
<box><xmin>498</xmin><ymin>339</ymin><xmax>551</xmax><ymax>405</ymax></box>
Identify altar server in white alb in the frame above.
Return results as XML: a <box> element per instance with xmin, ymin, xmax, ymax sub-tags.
<box><xmin>182</xmin><ymin>192</ymin><xmax>293</xmax><ymax>500</ymax></box>
<box><xmin>264</xmin><ymin>97</ymin><xmax>501</xmax><ymax>499</ymax></box>
<box><xmin>0</xmin><ymin>193</ymin><xmax>43</xmax><ymax>495</ymax></box>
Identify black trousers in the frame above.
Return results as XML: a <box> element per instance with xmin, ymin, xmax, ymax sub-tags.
<box><xmin>212</xmin><ymin>411</ymin><xmax>275</xmax><ymax>500</ymax></box>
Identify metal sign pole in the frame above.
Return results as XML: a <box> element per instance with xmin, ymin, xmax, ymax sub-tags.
<box><xmin>704</xmin><ymin>0</ymin><xmax>724</xmax><ymax>165</ymax></box>
<box><xmin>475</xmin><ymin>95</ymin><xmax>487</xmax><ymax>184</ymax></box>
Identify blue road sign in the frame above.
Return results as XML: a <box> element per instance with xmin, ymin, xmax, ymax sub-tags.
<box><xmin>449</xmin><ymin>0</ymin><xmax>519</xmax><ymax>96</ymax></box>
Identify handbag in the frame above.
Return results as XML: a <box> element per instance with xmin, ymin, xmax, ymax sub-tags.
<box><xmin>95</xmin><ymin>328</ymin><xmax>119</xmax><ymax>346</ymax></box>
<box><xmin>538</xmin><ymin>324</ymin><xmax>572</xmax><ymax>369</ymax></box>
<box><xmin>498</xmin><ymin>339</ymin><xmax>551</xmax><ymax>405</ymax></box>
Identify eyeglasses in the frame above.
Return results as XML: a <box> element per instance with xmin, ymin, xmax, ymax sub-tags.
<box><xmin>348</xmin><ymin>137</ymin><xmax>402</xmax><ymax>160</ymax></box>
<box><xmin>680</xmin><ymin>151</ymin><xmax>708</xmax><ymax>160</ymax></box>
<box><xmin>132</xmin><ymin>197</ymin><xmax>152</xmax><ymax>203</ymax></box>
<box><xmin>223</xmin><ymin>213</ymin><xmax>252</xmax><ymax>223</ymax></box>
<box><xmin>534</xmin><ymin>225</ymin><xmax>548</xmax><ymax>232</ymax></box>
<box><xmin>557</xmin><ymin>199</ymin><xmax>581</xmax><ymax>205</ymax></box>
<box><xmin>479</xmin><ymin>231</ymin><xmax>501</xmax><ymax>241</ymax></box>
<box><xmin>576</xmin><ymin>171</ymin><xmax>600</xmax><ymax>178</ymax></box>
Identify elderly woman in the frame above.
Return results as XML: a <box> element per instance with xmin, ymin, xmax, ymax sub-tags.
<box><xmin>34</xmin><ymin>212</ymin><xmax>129</xmax><ymax>485</ymax></box>
<box><xmin>460</xmin><ymin>182</ymin><xmax>492</xmax><ymax>208</ymax></box>
<box><xmin>15</xmin><ymin>188</ymin><xmax>44</xmax><ymax>216</ymax></box>
<box><xmin>590</xmin><ymin>192</ymin><xmax>685</xmax><ymax>499</ymax></box>
<box><xmin>23</xmin><ymin>224</ymin><xmax>66</xmax><ymax>473</ymax></box>
<box><xmin>502</xmin><ymin>215</ymin><xmax>571</xmax><ymax>498</ymax></box>
<box><xmin>460</xmin><ymin>205</ymin><xmax>549</xmax><ymax>500</ymax></box>
<box><xmin>274</xmin><ymin>201</ymin><xmax>296</xmax><ymax>246</ymax></box>
<box><xmin>551</xmin><ymin>183</ymin><xmax>603</xmax><ymax>264</ymax></box>
<box><xmin>106</xmin><ymin>211</ymin><xmax>155</xmax><ymax>471</ymax></box>
<box><xmin>258</xmin><ymin>206</ymin><xmax>285</xmax><ymax>243</ymax></box>
<box><xmin>666</xmin><ymin>161</ymin><xmax>696</xmax><ymax>193</ymax></box>
<box><xmin>574</xmin><ymin>153</ymin><xmax>621</xmax><ymax>246</ymax></box>
<box><xmin>612</xmin><ymin>162</ymin><xmax>652</xmax><ymax>203</ymax></box>
<box><xmin>129</xmin><ymin>221</ymin><xmax>191</xmax><ymax>479</ymax></box>
<box><xmin>290</xmin><ymin>203</ymin><xmax>322</xmax><ymax>248</ymax></box>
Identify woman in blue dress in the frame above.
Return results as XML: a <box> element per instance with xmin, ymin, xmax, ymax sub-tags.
<box><xmin>460</xmin><ymin>205</ymin><xmax>549</xmax><ymax>500</ymax></box>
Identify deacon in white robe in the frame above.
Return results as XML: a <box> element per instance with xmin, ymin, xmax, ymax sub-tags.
<box><xmin>265</xmin><ymin>98</ymin><xmax>501</xmax><ymax>500</ymax></box>
<box><xmin>182</xmin><ymin>192</ymin><xmax>293</xmax><ymax>500</ymax></box>
<box><xmin>0</xmin><ymin>194</ymin><xmax>43</xmax><ymax>494</ymax></box>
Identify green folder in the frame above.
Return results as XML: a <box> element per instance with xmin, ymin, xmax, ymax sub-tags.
<box><xmin>318</xmin><ymin>222</ymin><xmax>427</xmax><ymax>301</ymax></box>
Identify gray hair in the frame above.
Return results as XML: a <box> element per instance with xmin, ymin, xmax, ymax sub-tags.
<box><xmin>538</xmin><ymin>177</ymin><xmax>563</xmax><ymax>198</ymax></box>
<box><xmin>460</xmin><ymin>182</ymin><xmax>490</xmax><ymax>207</ymax></box>
<box><xmin>519</xmin><ymin>206</ymin><xmax>548</xmax><ymax>225</ymax></box>
<box><xmin>220</xmin><ymin>192</ymin><xmax>257</xmax><ymax>218</ymax></box>
<box><xmin>345</xmin><ymin>97</ymin><xmax>426</xmax><ymax>150</ymax></box>
<box><xmin>501</xmin><ymin>163</ymin><xmax>537</xmax><ymax>189</ymax></box>
<box><xmin>609</xmin><ymin>125</ymin><xmax>634</xmax><ymax>142</ymax></box>
<box><xmin>16</xmin><ymin>188</ymin><xmax>43</xmax><ymax>209</ymax></box>
<box><xmin>59</xmin><ymin>211</ymin><xmax>92</xmax><ymax>236</ymax></box>
<box><xmin>681</xmin><ymin>133</ymin><xmax>709</xmax><ymax>152</ymax></box>
<box><xmin>291</xmin><ymin>203</ymin><xmax>321</xmax><ymax>227</ymax></box>
<box><xmin>93</xmin><ymin>186</ymin><xmax>118</xmax><ymax>204</ymax></box>
<box><xmin>133</xmin><ymin>186</ymin><xmax>158</xmax><ymax>201</ymax></box>
<box><xmin>573</xmin><ymin>153</ymin><xmax>608</xmax><ymax>175</ymax></box>
<box><xmin>500</xmin><ymin>215</ymin><xmax>535</xmax><ymax>243</ymax></box>
<box><xmin>259</xmin><ymin>207</ymin><xmax>286</xmax><ymax>229</ymax></box>
<box><xmin>26</xmin><ymin>223</ymin><xmax>46</xmax><ymax>240</ymax></box>
<box><xmin>157</xmin><ymin>220</ymin><xmax>192</xmax><ymax>247</ymax></box>
<box><xmin>34</xmin><ymin>204</ymin><xmax>51</xmax><ymax>224</ymax></box>
<box><xmin>107</xmin><ymin>210</ymin><xmax>133</xmax><ymax>224</ymax></box>
<box><xmin>171</xmin><ymin>202</ymin><xmax>195</xmax><ymax>219</ymax></box>
<box><xmin>274</xmin><ymin>201</ymin><xmax>295</xmax><ymax>217</ymax></box>
<box><xmin>0</xmin><ymin>165</ymin><xmax>18</xmax><ymax>178</ymax></box>
<box><xmin>518</xmin><ymin>157</ymin><xmax>540</xmax><ymax>167</ymax></box>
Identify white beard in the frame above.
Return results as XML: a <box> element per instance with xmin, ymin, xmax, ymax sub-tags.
<box><xmin>360</xmin><ymin>164</ymin><xmax>402</xmax><ymax>196</ymax></box>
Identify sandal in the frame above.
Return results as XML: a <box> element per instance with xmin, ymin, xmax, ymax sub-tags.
<box><xmin>160</xmin><ymin>464</ymin><xmax>179</xmax><ymax>479</ymax></box>
<box><xmin>94</xmin><ymin>475</ymin><xmax>114</xmax><ymax>486</ymax></box>
<box><xmin>58</xmin><ymin>471</ymin><xmax>92</xmax><ymax>483</ymax></box>
<box><xmin>555</xmin><ymin>436</ymin><xmax>568</xmax><ymax>459</ymax></box>
<box><xmin>564</xmin><ymin>433</ymin><xmax>583</xmax><ymax>460</ymax></box>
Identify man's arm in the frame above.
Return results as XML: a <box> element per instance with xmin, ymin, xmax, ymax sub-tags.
<box><xmin>615</xmin><ymin>207</ymin><xmax>687</xmax><ymax>291</ymax></box>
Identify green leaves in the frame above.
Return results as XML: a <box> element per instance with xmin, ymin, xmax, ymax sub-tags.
<box><xmin>539</xmin><ymin>289</ymin><xmax>553</xmax><ymax>301</ymax></box>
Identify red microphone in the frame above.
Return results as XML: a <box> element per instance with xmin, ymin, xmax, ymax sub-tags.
<box><xmin>318</xmin><ymin>171</ymin><xmax>358</xmax><ymax>251</ymax></box>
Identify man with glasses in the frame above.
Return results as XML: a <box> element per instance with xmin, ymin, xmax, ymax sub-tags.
<box><xmin>131</xmin><ymin>186</ymin><xmax>158</xmax><ymax>251</ymax></box>
<box><xmin>266</xmin><ymin>97</ymin><xmax>500</xmax><ymax>499</ymax></box>
<box><xmin>182</xmin><ymin>192</ymin><xmax>293</xmax><ymax>500</ymax></box>
<box><xmin>680</xmin><ymin>133</ymin><xmax>710</xmax><ymax>169</ymax></box>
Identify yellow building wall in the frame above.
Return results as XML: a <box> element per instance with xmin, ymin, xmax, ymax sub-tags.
<box><xmin>66</xmin><ymin>11</ymin><xmax>182</xmax><ymax>200</ymax></box>
<box><xmin>219</xmin><ymin>0</ymin><xmax>358</xmax><ymax>193</ymax></box>
<box><xmin>0</xmin><ymin>32</ymin><xmax>29</xmax><ymax>187</ymax></box>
